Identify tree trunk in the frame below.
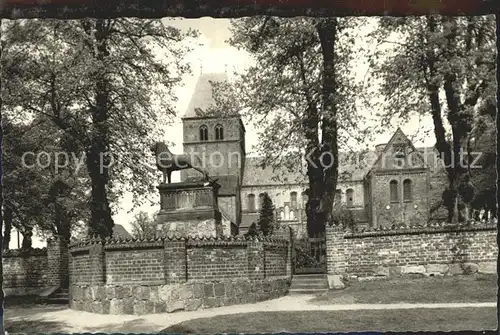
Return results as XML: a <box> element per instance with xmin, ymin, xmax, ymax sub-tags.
<box><xmin>303</xmin><ymin>98</ymin><xmax>322</xmax><ymax>237</ymax></box>
<box><xmin>424</xmin><ymin>15</ymin><xmax>474</xmax><ymax>224</ymax></box>
<box><xmin>21</xmin><ymin>228</ymin><xmax>32</xmax><ymax>250</ymax></box>
<box><xmin>317</xmin><ymin>17</ymin><xmax>339</xmax><ymax>229</ymax></box>
<box><xmin>0</xmin><ymin>19</ymin><xmax>5</xmax><ymax>325</ymax></box>
<box><xmin>2</xmin><ymin>206</ymin><xmax>13</xmax><ymax>250</ymax></box>
<box><xmin>86</xmin><ymin>19</ymin><xmax>114</xmax><ymax>239</ymax></box>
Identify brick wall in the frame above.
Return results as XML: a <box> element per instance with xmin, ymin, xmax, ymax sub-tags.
<box><xmin>69</xmin><ymin>250</ymin><xmax>92</xmax><ymax>285</ymax></box>
<box><xmin>326</xmin><ymin>221</ymin><xmax>498</xmax><ymax>278</ymax></box>
<box><xmin>3</xmin><ymin>238</ymin><xmax>69</xmax><ymax>295</ymax></box>
<box><xmin>105</xmin><ymin>248</ymin><xmax>165</xmax><ymax>284</ymax></box>
<box><xmin>187</xmin><ymin>243</ymin><xmax>248</xmax><ymax>281</ymax></box>
<box><xmin>2</xmin><ymin>249</ymin><xmax>48</xmax><ymax>289</ymax></box>
<box><xmin>70</xmin><ymin>234</ymin><xmax>291</xmax><ymax>287</ymax></box>
<box><xmin>371</xmin><ymin>171</ymin><xmax>429</xmax><ymax>227</ymax></box>
<box><xmin>264</xmin><ymin>244</ymin><xmax>288</xmax><ymax>277</ymax></box>
<box><xmin>46</xmin><ymin>238</ymin><xmax>70</xmax><ymax>287</ymax></box>
<box><xmin>69</xmin><ymin>230</ymin><xmax>292</xmax><ymax>314</ymax></box>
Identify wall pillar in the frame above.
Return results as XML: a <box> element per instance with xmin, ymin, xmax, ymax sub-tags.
<box><xmin>325</xmin><ymin>224</ymin><xmax>346</xmax><ymax>275</ymax></box>
<box><xmin>47</xmin><ymin>237</ymin><xmax>70</xmax><ymax>288</ymax></box>
<box><xmin>89</xmin><ymin>242</ymin><xmax>105</xmax><ymax>284</ymax></box>
<box><xmin>286</xmin><ymin>229</ymin><xmax>293</xmax><ymax>278</ymax></box>
<box><xmin>247</xmin><ymin>240</ymin><xmax>265</xmax><ymax>280</ymax></box>
<box><xmin>164</xmin><ymin>239</ymin><xmax>187</xmax><ymax>284</ymax></box>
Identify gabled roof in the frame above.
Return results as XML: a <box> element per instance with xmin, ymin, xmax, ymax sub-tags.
<box><xmin>366</xmin><ymin>127</ymin><xmax>427</xmax><ymax>174</ymax></box>
<box><xmin>242</xmin><ymin>157</ymin><xmax>308</xmax><ymax>186</ymax></box>
<box><xmin>112</xmin><ymin>224</ymin><xmax>133</xmax><ymax>239</ymax></box>
<box><xmin>242</xmin><ymin>154</ymin><xmax>372</xmax><ymax>187</ymax></box>
<box><xmin>240</xmin><ymin>213</ymin><xmax>260</xmax><ymax>231</ymax></box>
<box><xmin>184</xmin><ymin>73</ymin><xmax>228</xmax><ymax>118</ymax></box>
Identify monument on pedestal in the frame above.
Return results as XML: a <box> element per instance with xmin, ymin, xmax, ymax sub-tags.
<box><xmin>151</xmin><ymin>142</ymin><xmax>223</xmax><ymax>238</ymax></box>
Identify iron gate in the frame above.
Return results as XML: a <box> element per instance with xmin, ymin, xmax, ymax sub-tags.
<box><xmin>293</xmin><ymin>235</ymin><xmax>327</xmax><ymax>274</ymax></box>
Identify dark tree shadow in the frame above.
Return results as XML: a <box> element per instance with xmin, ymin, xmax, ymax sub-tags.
<box><xmin>4</xmin><ymin>318</ymin><xmax>69</xmax><ymax>334</ymax></box>
<box><xmin>84</xmin><ymin>319</ymin><xmax>162</xmax><ymax>333</ymax></box>
<box><xmin>3</xmin><ymin>297</ymin><xmax>70</xmax><ymax>334</ymax></box>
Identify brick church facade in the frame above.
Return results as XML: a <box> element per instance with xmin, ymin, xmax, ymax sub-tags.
<box><xmin>181</xmin><ymin>74</ymin><xmax>448</xmax><ymax>237</ymax></box>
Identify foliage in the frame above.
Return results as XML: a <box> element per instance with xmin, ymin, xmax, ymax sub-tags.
<box><xmin>1</xmin><ymin>19</ymin><xmax>196</xmax><ymax>238</ymax></box>
<box><xmin>368</xmin><ymin>15</ymin><xmax>496</xmax><ymax>223</ymax></box>
<box><xmin>214</xmin><ymin>17</ymin><xmax>369</xmax><ymax>236</ymax></box>
<box><xmin>244</xmin><ymin>193</ymin><xmax>276</xmax><ymax>238</ymax></box>
<box><xmin>469</xmin><ymin>112</ymin><xmax>497</xmax><ymax>219</ymax></box>
<box><xmin>258</xmin><ymin>192</ymin><xmax>276</xmax><ymax>236</ymax></box>
<box><xmin>331</xmin><ymin>204</ymin><xmax>355</xmax><ymax>229</ymax></box>
<box><xmin>244</xmin><ymin>222</ymin><xmax>262</xmax><ymax>239</ymax></box>
<box><xmin>1</xmin><ymin>113</ymin><xmax>89</xmax><ymax>249</ymax></box>
<box><xmin>130</xmin><ymin>211</ymin><xmax>158</xmax><ymax>239</ymax></box>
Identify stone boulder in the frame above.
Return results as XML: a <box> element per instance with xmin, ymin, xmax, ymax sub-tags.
<box><xmin>374</xmin><ymin>266</ymin><xmax>390</xmax><ymax>277</ymax></box>
<box><xmin>401</xmin><ymin>265</ymin><xmax>426</xmax><ymax>275</ymax></box>
<box><xmin>478</xmin><ymin>262</ymin><xmax>497</xmax><ymax>274</ymax></box>
<box><xmin>425</xmin><ymin>264</ymin><xmax>449</xmax><ymax>275</ymax></box>
<box><xmin>448</xmin><ymin>263</ymin><xmax>464</xmax><ymax>275</ymax></box>
<box><xmin>461</xmin><ymin>263</ymin><xmax>479</xmax><ymax>275</ymax></box>
<box><xmin>327</xmin><ymin>274</ymin><xmax>345</xmax><ymax>290</ymax></box>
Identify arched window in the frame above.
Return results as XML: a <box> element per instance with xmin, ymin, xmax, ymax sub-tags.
<box><xmin>403</xmin><ymin>179</ymin><xmax>412</xmax><ymax>202</ymax></box>
<box><xmin>215</xmin><ymin>124</ymin><xmax>224</xmax><ymax>140</ymax></box>
<box><xmin>284</xmin><ymin>205</ymin><xmax>290</xmax><ymax>220</ymax></box>
<box><xmin>247</xmin><ymin>194</ymin><xmax>256</xmax><ymax>212</ymax></box>
<box><xmin>390</xmin><ymin>180</ymin><xmax>399</xmax><ymax>203</ymax></box>
<box><xmin>346</xmin><ymin>189</ymin><xmax>354</xmax><ymax>207</ymax></box>
<box><xmin>290</xmin><ymin>191</ymin><xmax>297</xmax><ymax>208</ymax></box>
<box><xmin>280</xmin><ymin>211</ymin><xmax>285</xmax><ymax>220</ymax></box>
<box><xmin>199</xmin><ymin>125</ymin><xmax>208</xmax><ymax>141</ymax></box>
<box><xmin>290</xmin><ymin>210</ymin><xmax>295</xmax><ymax>220</ymax></box>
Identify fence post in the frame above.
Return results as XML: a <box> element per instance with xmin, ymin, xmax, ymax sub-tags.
<box><xmin>164</xmin><ymin>239</ymin><xmax>187</xmax><ymax>284</ymax></box>
<box><xmin>89</xmin><ymin>242</ymin><xmax>106</xmax><ymax>285</ymax></box>
<box><xmin>326</xmin><ymin>224</ymin><xmax>346</xmax><ymax>275</ymax></box>
<box><xmin>247</xmin><ymin>239</ymin><xmax>265</xmax><ymax>280</ymax></box>
<box><xmin>47</xmin><ymin>237</ymin><xmax>70</xmax><ymax>288</ymax></box>
<box><xmin>286</xmin><ymin>227</ymin><xmax>293</xmax><ymax>278</ymax></box>
<box><xmin>325</xmin><ymin>224</ymin><xmax>346</xmax><ymax>289</ymax></box>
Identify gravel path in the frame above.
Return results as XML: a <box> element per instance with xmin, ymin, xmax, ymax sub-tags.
<box><xmin>4</xmin><ymin>295</ymin><xmax>497</xmax><ymax>333</ymax></box>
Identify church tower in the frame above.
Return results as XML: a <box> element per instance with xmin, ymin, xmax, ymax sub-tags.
<box><xmin>181</xmin><ymin>73</ymin><xmax>246</xmax><ymax>228</ymax></box>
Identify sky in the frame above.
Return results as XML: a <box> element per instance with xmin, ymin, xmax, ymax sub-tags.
<box><xmin>18</xmin><ymin>17</ymin><xmax>438</xmax><ymax>248</ymax></box>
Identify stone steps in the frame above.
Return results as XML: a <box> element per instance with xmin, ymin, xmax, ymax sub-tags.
<box><xmin>43</xmin><ymin>288</ymin><xmax>69</xmax><ymax>305</ymax></box>
<box><xmin>289</xmin><ymin>274</ymin><xmax>328</xmax><ymax>295</ymax></box>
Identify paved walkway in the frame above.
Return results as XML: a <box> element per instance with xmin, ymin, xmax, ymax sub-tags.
<box><xmin>4</xmin><ymin>295</ymin><xmax>497</xmax><ymax>333</ymax></box>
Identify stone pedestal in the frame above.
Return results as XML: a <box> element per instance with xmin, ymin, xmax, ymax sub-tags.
<box><xmin>155</xmin><ymin>181</ymin><xmax>223</xmax><ymax>238</ymax></box>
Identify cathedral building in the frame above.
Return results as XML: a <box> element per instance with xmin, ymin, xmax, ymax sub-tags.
<box><xmin>181</xmin><ymin>74</ymin><xmax>448</xmax><ymax>237</ymax></box>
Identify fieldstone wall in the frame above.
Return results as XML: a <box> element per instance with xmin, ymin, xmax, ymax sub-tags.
<box><xmin>326</xmin><ymin>220</ymin><xmax>498</xmax><ymax>280</ymax></box>
<box><xmin>69</xmin><ymin>227</ymin><xmax>293</xmax><ymax>315</ymax></box>
<box><xmin>69</xmin><ymin>277</ymin><xmax>290</xmax><ymax>315</ymax></box>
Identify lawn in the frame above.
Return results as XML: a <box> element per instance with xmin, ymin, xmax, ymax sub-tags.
<box><xmin>311</xmin><ymin>274</ymin><xmax>498</xmax><ymax>305</ymax></box>
<box><xmin>160</xmin><ymin>308</ymin><xmax>498</xmax><ymax>333</ymax></box>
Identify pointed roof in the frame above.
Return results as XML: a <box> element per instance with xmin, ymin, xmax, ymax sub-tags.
<box><xmin>366</xmin><ymin>127</ymin><xmax>427</xmax><ymax>174</ymax></box>
<box><xmin>184</xmin><ymin>73</ymin><xmax>228</xmax><ymax>118</ymax></box>
<box><xmin>112</xmin><ymin>224</ymin><xmax>133</xmax><ymax>239</ymax></box>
